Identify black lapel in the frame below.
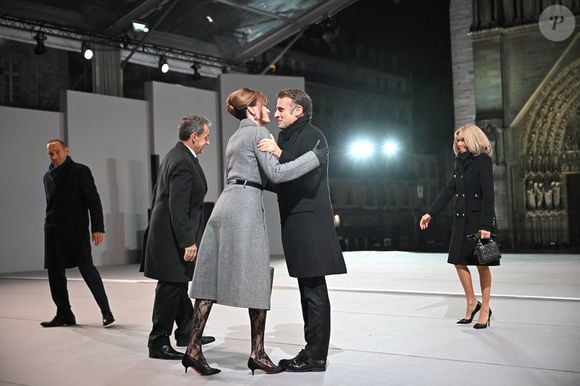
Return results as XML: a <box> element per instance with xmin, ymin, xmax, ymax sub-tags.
<box><xmin>176</xmin><ymin>142</ymin><xmax>207</xmax><ymax>190</ymax></box>
<box><xmin>193</xmin><ymin>156</ymin><xmax>207</xmax><ymax>189</ymax></box>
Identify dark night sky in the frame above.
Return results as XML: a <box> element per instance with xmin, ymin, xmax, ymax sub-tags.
<box><xmin>293</xmin><ymin>0</ymin><xmax>455</xmax><ymax>154</ymax></box>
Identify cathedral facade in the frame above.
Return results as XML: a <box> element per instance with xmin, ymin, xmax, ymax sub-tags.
<box><xmin>451</xmin><ymin>0</ymin><xmax>580</xmax><ymax>249</ymax></box>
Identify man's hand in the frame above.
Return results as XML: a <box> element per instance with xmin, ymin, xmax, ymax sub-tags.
<box><xmin>92</xmin><ymin>232</ymin><xmax>105</xmax><ymax>246</ymax></box>
<box><xmin>257</xmin><ymin>134</ymin><xmax>282</xmax><ymax>158</ymax></box>
<box><xmin>183</xmin><ymin>244</ymin><xmax>198</xmax><ymax>262</ymax></box>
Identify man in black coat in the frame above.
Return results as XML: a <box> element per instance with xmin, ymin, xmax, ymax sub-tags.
<box><xmin>42</xmin><ymin>139</ymin><xmax>114</xmax><ymax>328</ymax></box>
<box><xmin>260</xmin><ymin>89</ymin><xmax>347</xmax><ymax>371</ymax></box>
<box><xmin>143</xmin><ymin>115</ymin><xmax>214</xmax><ymax>360</ymax></box>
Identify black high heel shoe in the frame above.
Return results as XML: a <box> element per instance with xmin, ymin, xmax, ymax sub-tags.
<box><xmin>473</xmin><ymin>309</ymin><xmax>492</xmax><ymax>329</ymax></box>
<box><xmin>182</xmin><ymin>354</ymin><xmax>221</xmax><ymax>376</ymax></box>
<box><xmin>247</xmin><ymin>357</ymin><xmax>284</xmax><ymax>375</ymax></box>
<box><xmin>457</xmin><ymin>301</ymin><xmax>481</xmax><ymax>324</ymax></box>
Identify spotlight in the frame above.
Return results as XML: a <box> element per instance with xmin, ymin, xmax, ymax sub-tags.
<box><xmin>159</xmin><ymin>56</ymin><xmax>169</xmax><ymax>73</ymax></box>
<box><xmin>191</xmin><ymin>61</ymin><xmax>201</xmax><ymax>80</ymax></box>
<box><xmin>33</xmin><ymin>31</ymin><xmax>47</xmax><ymax>55</ymax></box>
<box><xmin>81</xmin><ymin>42</ymin><xmax>94</xmax><ymax>60</ymax></box>
<box><xmin>383</xmin><ymin>140</ymin><xmax>399</xmax><ymax>156</ymax></box>
<box><xmin>131</xmin><ymin>21</ymin><xmax>149</xmax><ymax>33</ymax></box>
<box><xmin>349</xmin><ymin>140</ymin><xmax>374</xmax><ymax>159</ymax></box>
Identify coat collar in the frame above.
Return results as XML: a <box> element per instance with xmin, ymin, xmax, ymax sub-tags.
<box><xmin>239</xmin><ymin>118</ymin><xmax>258</xmax><ymax>129</ymax></box>
<box><xmin>279</xmin><ymin>115</ymin><xmax>309</xmax><ymax>142</ymax></box>
<box><xmin>176</xmin><ymin>141</ymin><xmax>198</xmax><ymax>163</ymax></box>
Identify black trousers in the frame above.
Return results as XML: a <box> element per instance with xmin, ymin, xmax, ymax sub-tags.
<box><xmin>148</xmin><ymin>281</ymin><xmax>194</xmax><ymax>347</ymax></box>
<box><xmin>298</xmin><ymin>276</ymin><xmax>331</xmax><ymax>360</ymax></box>
<box><xmin>47</xmin><ymin>264</ymin><xmax>111</xmax><ymax>316</ymax></box>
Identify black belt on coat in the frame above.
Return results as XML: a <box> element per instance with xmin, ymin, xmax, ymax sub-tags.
<box><xmin>227</xmin><ymin>179</ymin><xmax>263</xmax><ymax>190</ymax></box>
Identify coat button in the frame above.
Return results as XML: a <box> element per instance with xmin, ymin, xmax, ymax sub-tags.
<box><xmin>462</xmin><ymin>194</ymin><xmax>465</xmax><ymax>197</ymax></box>
<box><xmin>474</xmin><ymin>193</ymin><xmax>478</xmax><ymax>198</ymax></box>
<box><xmin>460</xmin><ymin>175</ymin><xmax>463</xmax><ymax>178</ymax></box>
<box><xmin>456</xmin><ymin>212</ymin><xmax>459</xmax><ymax>217</ymax></box>
<box><xmin>455</xmin><ymin>193</ymin><xmax>458</xmax><ymax>197</ymax></box>
<box><xmin>461</xmin><ymin>213</ymin><xmax>465</xmax><ymax>217</ymax></box>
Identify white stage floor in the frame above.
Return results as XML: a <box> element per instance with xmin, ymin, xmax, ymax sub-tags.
<box><xmin>1</xmin><ymin>251</ymin><xmax>579</xmax><ymax>386</ymax></box>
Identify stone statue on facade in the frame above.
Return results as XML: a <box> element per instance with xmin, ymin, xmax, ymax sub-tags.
<box><xmin>551</xmin><ymin>181</ymin><xmax>561</xmax><ymax>210</ymax></box>
<box><xmin>526</xmin><ymin>181</ymin><xmax>536</xmax><ymax>210</ymax></box>
<box><xmin>544</xmin><ymin>184</ymin><xmax>553</xmax><ymax>210</ymax></box>
<box><xmin>534</xmin><ymin>182</ymin><xmax>544</xmax><ymax>210</ymax></box>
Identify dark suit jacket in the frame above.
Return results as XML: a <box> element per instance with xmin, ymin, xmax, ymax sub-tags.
<box><xmin>143</xmin><ymin>142</ymin><xmax>207</xmax><ymax>282</ymax></box>
<box><xmin>276</xmin><ymin>116</ymin><xmax>346</xmax><ymax>278</ymax></box>
<box><xmin>427</xmin><ymin>152</ymin><xmax>497</xmax><ymax>264</ymax></box>
<box><xmin>44</xmin><ymin>157</ymin><xmax>104</xmax><ymax>269</ymax></box>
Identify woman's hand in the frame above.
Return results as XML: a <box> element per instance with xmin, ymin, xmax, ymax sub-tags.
<box><xmin>419</xmin><ymin>214</ymin><xmax>432</xmax><ymax>230</ymax></box>
<box><xmin>183</xmin><ymin>244</ymin><xmax>197</xmax><ymax>262</ymax></box>
<box><xmin>479</xmin><ymin>230</ymin><xmax>491</xmax><ymax>239</ymax></box>
<box><xmin>257</xmin><ymin>134</ymin><xmax>282</xmax><ymax>158</ymax></box>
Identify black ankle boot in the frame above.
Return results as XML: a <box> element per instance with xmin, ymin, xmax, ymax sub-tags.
<box><xmin>40</xmin><ymin>313</ymin><xmax>76</xmax><ymax>327</ymax></box>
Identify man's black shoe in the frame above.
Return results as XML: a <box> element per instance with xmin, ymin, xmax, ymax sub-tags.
<box><xmin>102</xmin><ymin>312</ymin><xmax>115</xmax><ymax>327</ymax></box>
<box><xmin>176</xmin><ymin>335</ymin><xmax>216</xmax><ymax>347</ymax></box>
<box><xmin>148</xmin><ymin>344</ymin><xmax>184</xmax><ymax>360</ymax></box>
<box><xmin>279</xmin><ymin>350</ymin><xmax>326</xmax><ymax>372</ymax></box>
<box><xmin>40</xmin><ymin>314</ymin><xmax>76</xmax><ymax>327</ymax></box>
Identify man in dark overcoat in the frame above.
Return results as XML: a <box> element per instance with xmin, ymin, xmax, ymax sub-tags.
<box><xmin>268</xmin><ymin>89</ymin><xmax>347</xmax><ymax>372</ymax></box>
<box><xmin>42</xmin><ymin>139</ymin><xmax>114</xmax><ymax>328</ymax></box>
<box><xmin>143</xmin><ymin>114</ymin><xmax>214</xmax><ymax>360</ymax></box>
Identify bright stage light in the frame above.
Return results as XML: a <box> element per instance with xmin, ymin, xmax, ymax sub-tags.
<box><xmin>159</xmin><ymin>56</ymin><xmax>169</xmax><ymax>73</ymax></box>
<box><xmin>131</xmin><ymin>21</ymin><xmax>149</xmax><ymax>33</ymax></box>
<box><xmin>383</xmin><ymin>140</ymin><xmax>399</xmax><ymax>156</ymax></box>
<box><xmin>349</xmin><ymin>140</ymin><xmax>374</xmax><ymax>159</ymax></box>
<box><xmin>81</xmin><ymin>42</ymin><xmax>94</xmax><ymax>60</ymax></box>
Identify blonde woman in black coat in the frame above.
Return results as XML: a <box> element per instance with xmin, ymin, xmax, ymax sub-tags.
<box><xmin>420</xmin><ymin>124</ymin><xmax>497</xmax><ymax>329</ymax></box>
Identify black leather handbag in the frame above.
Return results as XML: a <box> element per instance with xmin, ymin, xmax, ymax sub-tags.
<box><xmin>474</xmin><ymin>237</ymin><xmax>501</xmax><ymax>265</ymax></box>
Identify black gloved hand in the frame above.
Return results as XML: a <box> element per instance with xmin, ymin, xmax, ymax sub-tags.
<box><xmin>311</xmin><ymin>139</ymin><xmax>328</xmax><ymax>164</ymax></box>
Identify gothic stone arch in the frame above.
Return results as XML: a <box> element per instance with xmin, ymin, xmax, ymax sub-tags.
<box><xmin>520</xmin><ymin>58</ymin><xmax>580</xmax><ymax>246</ymax></box>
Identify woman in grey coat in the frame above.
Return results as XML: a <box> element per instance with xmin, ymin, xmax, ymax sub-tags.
<box><xmin>183</xmin><ymin>88</ymin><xmax>326</xmax><ymax>376</ymax></box>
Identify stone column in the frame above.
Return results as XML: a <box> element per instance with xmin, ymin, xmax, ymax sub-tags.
<box><xmin>450</xmin><ymin>0</ymin><xmax>476</xmax><ymax>128</ymax></box>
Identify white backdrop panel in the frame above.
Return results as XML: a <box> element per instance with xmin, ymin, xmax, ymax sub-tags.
<box><xmin>65</xmin><ymin>91</ymin><xmax>148</xmax><ymax>266</ymax></box>
<box><xmin>145</xmin><ymin>81</ymin><xmax>220</xmax><ymax>202</ymax></box>
<box><xmin>218</xmin><ymin>74</ymin><xmax>305</xmax><ymax>256</ymax></box>
<box><xmin>0</xmin><ymin>106</ymin><xmax>63</xmax><ymax>273</ymax></box>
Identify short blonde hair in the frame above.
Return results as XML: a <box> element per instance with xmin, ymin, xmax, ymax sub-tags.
<box><xmin>453</xmin><ymin>124</ymin><xmax>493</xmax><ymax>156</ymax></box>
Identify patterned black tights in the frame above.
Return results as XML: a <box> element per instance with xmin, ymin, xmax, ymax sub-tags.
<box><xmin>249</xmin><ymin>308</ymin><xmax>276</xmax><ymax>367</ymax></box>
<box><xmin>186</xmin><ymin>299</ymin><xmax>214</xmax><ymax>362</ymax></box>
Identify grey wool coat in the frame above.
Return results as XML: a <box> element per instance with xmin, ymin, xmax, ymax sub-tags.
<box><xmin>190</xmin><ymin>119</ymin><xmax>320</xmax><ymax>309</ymax></box>
<box><xmin>143</xmin><ymin>142</ymin><xmax>207</xmax><ymax>282</ymax></box>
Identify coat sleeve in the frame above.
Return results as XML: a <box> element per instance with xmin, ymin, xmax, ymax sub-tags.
<box><xmin>168</xmin><ymin>162</ymin><xmax>195</xmax><ymax>248</ymax></box>
<box><xmin>277</xmin><ymin>128</ymin><xmax>324</xmax><ymax>191</ymax></box>
<box><xmin>427</xmin><ymin>172</ymin><xmax>456</xmax><ymax>218</ymax></box>
<box><xmin>479</xmin><ymin>154</ymin><xmax>495</xmax><ymax>231</ymax></box>
<box><xmin>255</xmin><ymin>127</ymin><xmax>320</xmax><ymax>184</ymax></box>
<box><xmin>79</xmin><ymin>165</ymin><xmax>105</xmax><ymax>233</ymax></box>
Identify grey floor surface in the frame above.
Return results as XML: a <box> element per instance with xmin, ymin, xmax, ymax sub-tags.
<box><xmin>1</xmin><ymin>251</ymin><xmax>579</xmax><ymax>386</ymax></box>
